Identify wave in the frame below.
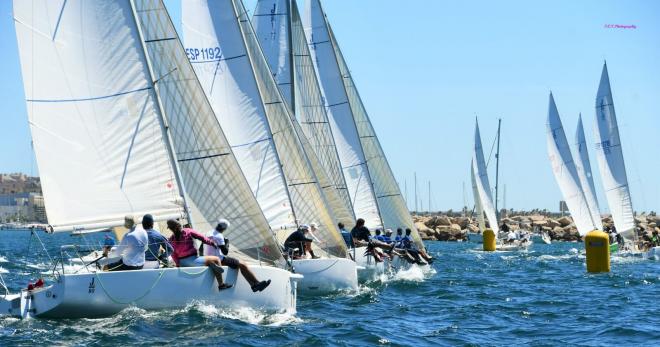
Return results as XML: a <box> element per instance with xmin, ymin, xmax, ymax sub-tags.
<box><xmin>186</xmin><ymin>301</ymin><xmax>302</xmax><ymax>327</ymax></box>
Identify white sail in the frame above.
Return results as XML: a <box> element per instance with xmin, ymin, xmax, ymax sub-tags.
<box><xmin>303</xmin><ymin>0</ymin><xmax>381</xmax><ymax>229</ymax></box>
<box><xmin>14</xmin><ymin>0</ymin><xmax>184</xmax><ymax>232</ymax></box>
<box><xmin>593</xmin><ymin>62</ymin><xmax>635</xmax><ymax>240</ymax></box>
<box><xmin>325</xmin><ymin>23</ymin><xmax>425</xmax><ymax>251</ymax></box>
<box><xmin>253</xmin><ymin>0</ymin><xmax>356</xmax><ymax>227</ymax></box>
<box><xmin>574</xmin><ymin>113</ymin><xmax>603</xmax><ymax>231</ymax></box>
<box><xmin>183</xmin><ymin>0</ymin><xmax>348</xmax><ymax>258</ymax></box>
<box><xmin>470</xmin><ymin>161</ymin><xmax>486</xmax><ymax>231</ymax></box>
<box><xmin>546</xmin><ymin>94</ymin><xmax>596</xmax><ymax>236</ymax></box>
<box><xmin>472</xmin><ymin>120</ymin><xmax>499</xmax><ymax>234</ymax></box>
<box><xmin>182</xmin><ymin>0</ymin><xmax>294</xmax><ymax>232</ymax></box>
<box><xmin>133</xmin><ymin>0</ymin><xmax>286</xmax><ymax>264</ymax></box>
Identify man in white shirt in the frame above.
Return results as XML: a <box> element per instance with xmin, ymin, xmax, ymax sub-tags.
<box><xmin>205</xmin><ymin>219</ymin><xmax>271</xmax><ymax>292</ymax></box>
<box><xmin>104</xmin><ymin>215</ymin><xmax>148</xmax><ymax>271</ymax></box>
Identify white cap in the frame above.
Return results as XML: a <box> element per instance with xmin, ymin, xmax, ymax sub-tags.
<box><xmin>310</xmin><ymin>222</ymin><xmax>318</xmax><ymax>229</ymax></box>
<box><xmin>216</xmin><ymin>218</ymin><xmax>230</xmax><ymax>230</ymax></box>
<box><xmin>385</xmin><ymin>228</ymin><xmax>393</xmax><ymax>234</ymax></box>
<box><xmin>300</xmin><ymin>224</ymin><xmax>310</xmax><ymax>231</ymax></box>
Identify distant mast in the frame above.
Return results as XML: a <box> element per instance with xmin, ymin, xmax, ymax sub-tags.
<box><xmin>494</xmin><ymin>119</ymin><xmax>502</xmax><ymax>220</ymax></box>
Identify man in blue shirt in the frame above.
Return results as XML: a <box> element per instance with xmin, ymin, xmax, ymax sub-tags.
<box><xmin>338</xmin><ymin>222</ymin><xmax>353</xmax><ymax>248</ymax></box>
<box><xmin>374</xmin><ymin>229</ymin><xmax>386</xmax><ymax>242</ymax></box>
<box><xmin>142</xmin><ymin>214</ymin><xmax>173</xmax><ymax>269</ymax></box>
<box><xmin>402</xmin><ymin>228</ymin><xmax>433</xmax><ymax>264</ymax></box>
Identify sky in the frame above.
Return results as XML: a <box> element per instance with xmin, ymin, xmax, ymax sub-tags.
<box><xmin>1</xmin><ymin>1</ymin><xmax>659</xmax><ymax>213</ymax></box>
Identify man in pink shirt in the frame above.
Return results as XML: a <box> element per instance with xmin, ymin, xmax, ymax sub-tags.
<box><xmin>167</xmin><ymin>220</ymin><xmax>271</xmax><ymax>292</ymax></box>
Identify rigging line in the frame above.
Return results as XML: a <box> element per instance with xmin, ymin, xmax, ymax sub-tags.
<box><xmin>27</xmin><ymin>86</ymin><xmax>151</xmax><ymax>103</ymax></box>
<box><xmin>177</xmin><ymin>153</ymin><xmax>230</xmax><ymax>162</ymax></box>
<box><xmin>485</xmin><ymin>127</ymin><xmax>498</xmax><ymax>168</ymax></box>
<box><xmin>191</xmin><ymin>54</ymin><xmax>247</xmax><ymax>64</ymax></box>
<box><xmin>51</xmin><ymin>0</ymin><xmax>68</xmax><ymax>41</ymax></box>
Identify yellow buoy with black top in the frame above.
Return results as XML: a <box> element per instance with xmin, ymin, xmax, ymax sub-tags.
<box><xmin>585</xmin><ymin>230</ymin><xmax>609</xmax><ymax>273</ymax></box>
<box><xmin>483</xmin><ymin>229</ymin><xmax>496</xmax><ymax>252</ymax></box>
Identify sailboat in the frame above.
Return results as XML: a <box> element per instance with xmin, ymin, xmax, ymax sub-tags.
<box><xmin>546</xmin><ymin>93</ymin><xmax>600</xmax><ymax>238</ymax></box>
<box><xmin>593</xmin><ymin>62</ymin><xmax>651</xmax><ymax>256</ymax></box>
<box><xmin>0</xmin><ymin>0</ymin><xmax>299</xmax><ymax>319</ymax></box>
<box><xmin>472</xmin><ymin>119</ymin><xmax>529</xmax><ymax>251</ymax></box>
<box><xmin>182</xmin><ymin>0</ymin><xmax>357</xmax><ymax>293</ymax></box>
<box><xmin>304</xmin><ymin>0</ymin><xmax>428</xmax><ymax>273</ymax></box>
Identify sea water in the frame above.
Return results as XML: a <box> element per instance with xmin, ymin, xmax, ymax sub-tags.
<box><xmin>0</xmin><ymin>229</ymin><xmax>658</xmax><ymax>346</ymax></box>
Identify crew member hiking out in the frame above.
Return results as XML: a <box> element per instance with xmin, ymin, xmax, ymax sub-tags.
<box><xmin>167</xmin><ymin>219</ymin><xmax>271</xmax><ymax>292</ymax></box>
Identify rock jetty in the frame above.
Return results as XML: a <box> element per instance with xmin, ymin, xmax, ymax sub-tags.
<box><xmin>412</xmin><ymin>211</ymin><xmax>659</xmax><ymax>242</ymax></box>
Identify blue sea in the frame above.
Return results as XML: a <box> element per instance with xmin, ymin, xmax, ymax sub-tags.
<box><xmin>0</xmin><ymin>229</ymin><xmax>658</xmax><ymax>346</ymax></box>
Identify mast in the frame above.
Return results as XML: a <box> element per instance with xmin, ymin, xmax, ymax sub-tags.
<box><xmin>494</xmin><ymin>118</ymin><xmax>502</xmax><ymax>221</ymax></box>
<box><xmin>414</xmin><ymin>172</ymin><xmax>418</xmax><ymax>213</ymax></box>
<box><xmin>428</xmin><ymin>181</ymin><xmax>431</xmax><ymax>214</ymax></box>
<box><xmin>129</xmin><ymin>0</ymin><xmax>192</xmax><ymax>225</ymax></box>
<box><xmin>286</xmin><ymin>0</ymin><xmax>295</xmax><ymax>113</ymax></box>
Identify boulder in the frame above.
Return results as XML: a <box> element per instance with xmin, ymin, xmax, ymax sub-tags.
<box><xmin>546</xmin><ymin>219</ymin><xmax>560</xmax><ymax>229</ymax></box>
<box><xmin>450</xmin><ymin>224</ymin><xmax>461</xmax><ymax>232</ymax></box>
<box><xmin>557</xmin><ymin>216</ymin><xmax>572</xmax><ymax>227</ymax></box>
<box><xmin>529</xmin><ymin>215</ymin><xmax>546</xmax><ymax>222</ymax></box>
<box><xmin>415</xmin><ymin>222</ymin><xmax>432</xmax><ymax>234</ymax></box>
<box><xmin>436</xmin><ymin>216</ymin><xmax>452</xmax><ymax>226</ymax></box>
<box><xmin>467</xmin><ymin>224</ymin><xmax>479</xmax><ymax>232</ymax></box>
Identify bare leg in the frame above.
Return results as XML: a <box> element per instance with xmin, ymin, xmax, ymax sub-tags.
<box><xmin>204</xmin><ymin>256</ymin><xmax>225</xmax><ymax>286</ymax></box>
<box><xmin>237</xmin><ymin>263</ymin><xmax>259</xmax><ymax>287</ymax></box>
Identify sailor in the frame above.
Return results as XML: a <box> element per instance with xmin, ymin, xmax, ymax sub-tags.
<box><xmin>382</xmin><ymin>229</ymin><xmax>394</xmax><ymax>243</ymax></box>
<box><xmin>351</xmin><ymin>218</ymin><xmax>372</xmax><ymax>246</ymax></box>
<box><xmin>167</xmin><ymin>219</ymin><xmax>271</xmax><ymax>292</ymax></box>
<box><xmin>394</xmin><ymin>228</ymin><xmax>404</xmax><ymax>243</ymax></box>
<box><xmin>374</xmin><ymin>229</ymin><xmax>386</xmax><ymax>242</ymax></box>
<box><xmin>402</xmin><ymin>228</ymin><xmax>433</xmax><ymax>264</ymax></box>
<box><xmin>142</xmin><ymin>214</ymin><xmax>173</xmax><ymax>269</ymax></box>
<box><xmin>203</xmin><ymin>219</ymin><xmax>272</xmax><ymax>292</ymax></box>
<box><xmin>506</xmin><ymin>229</ymin><xmax>517</xmax><ymax>244</ymax></box>
<box><xmin>338</xmin><ymin>222</ymin><xmax>353</xmax><ymax>248</ymax></box>
<box><xmin>284</xmin><ymin>224</ymin><xmax>320</xmax><ymax>259</ymax></box>
<box><xmin>103</xmin><ymin>215</ymin><xmax>148</xmax><ymax>271</ymax></box>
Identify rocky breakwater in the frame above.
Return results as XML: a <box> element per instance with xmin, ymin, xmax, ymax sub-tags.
<box><xmin>412</xmin><ymin>215</ymin><xmax>470</xmax><ymax>241</ymax></box>
<box><xmin>413</xmin><ymin>211</ymin><xmax>659</xmax><ymax>242</ymax></box>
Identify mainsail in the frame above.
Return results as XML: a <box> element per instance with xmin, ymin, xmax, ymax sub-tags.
<box><xmin>593</xmin><ymin>62</ymin><xmax>635</xmax><ymax>241</ymax></box>
<box><xmin>472</xmin><ymin>120</ymin><xmax>499</xmax><ymax>234</ymax></box>
<box><xmin>183</xmin><ymin>0</ymin><xmax>347</xmax><ymax>258</ymax></box>
<box><xmin>303</xmin><ymin>0</ymin><xmax>381</xmax><ymax>229</ymax></box>
<box><xmin>253</xmin><ymin>0</ymin><xmax>356</xmax><ymax>227</ymax></box>
<box><xmin>15</xmin><ymin>0</ymin><xmax>285</xmax><ymax>265</ymax></box>
<box><xmin>14</xmin><ymin>0</ymin><xmax>184</xmax><ymax>232</ymax></box>
<box><xmin>305</xmin><ymin>0</ymin><xmax>425</xmax><ymax>250</ymax></box>
<box><xmin>546</xmin><ymin>94</ymin><xmax>596</xmax><ymax>236</ymax></box>
<box><xmin>575</xmin><ymin>113</ymin><xmax>603</xmax><ymax>231</ymax></box>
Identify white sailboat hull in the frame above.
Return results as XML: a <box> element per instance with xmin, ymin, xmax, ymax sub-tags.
<box><xmin>352</xmin><ymin>246</ymin><xmax>386</xmax><ymax>280</ymax></box>
<box><xmin>497</xmin><ymin>241</ymin><xmax>533</xmax><ymax>252</ymax></box>
<box><xmin>292</xmin><ymin>258</ymin><xmax>358</xmax><ymax>293</ymax></box>
<box><xmin>1</xmin><ymin>265</ymin><xmax>299</xmax><ymax>319</ymax></box>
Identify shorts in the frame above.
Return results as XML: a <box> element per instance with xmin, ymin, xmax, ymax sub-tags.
<box><xmin>106</xmin><ymin>259</ymin><xmax>143</xmax><ymax>271</ymax></box>
<box><xmin>178</xmin><ymin>255</ymin><xmax>207</xmax><ymax>267</ymax></box>
<box><xmin>221</xmin><ymin>256</ymin><xmax>239</xmax><ymax>269</ymax></box>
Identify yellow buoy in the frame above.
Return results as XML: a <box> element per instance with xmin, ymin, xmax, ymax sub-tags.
<box><xmin>483</xmin><ymin>229</ymin><xmax>496</xmax><ymax>252</ymax></box>
<box><xmin>585</xmin><ymin>230</ymin><xmax>610</xmax><ymax>273</ymax></box>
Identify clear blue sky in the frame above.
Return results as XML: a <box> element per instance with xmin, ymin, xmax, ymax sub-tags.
<box><xmin>1</xmin><ymin>1</ymin><xmax>658</xmax><ymax>213</ymax></box>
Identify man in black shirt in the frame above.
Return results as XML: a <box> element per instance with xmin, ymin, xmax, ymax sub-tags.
<box><xmin>351</xmin><ymin>218</ymin><xmax>372</xmax><ymax>246</ymax></box>
<box><xmin>284</xmin><ymin>224</ymin><xmax>319</xmax><ymax>259</ymax></box>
